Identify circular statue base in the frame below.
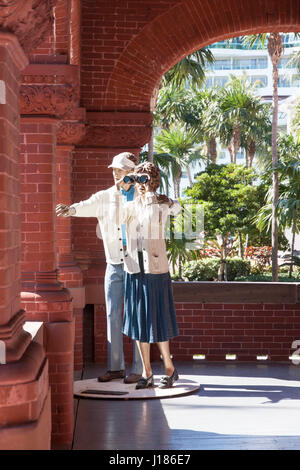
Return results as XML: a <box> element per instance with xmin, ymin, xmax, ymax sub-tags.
<box><xmin>74</xmin><ymin>375</ymin><xmax>200</xmax><ymax>400</ymax></box>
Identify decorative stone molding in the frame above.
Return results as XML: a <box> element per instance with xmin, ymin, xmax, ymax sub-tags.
<box><xmin>78</xmin><ymin>111</ymin><xmax>153</xmax><ymax>148</ymax></box>
<box><xmin>0</xmin><ymin>0</ymin><xmax>55</xmax><ymax>54</ymax></box>
<box><xmin>56</xmin><ymin>120</ymin><xmax>85</xmax><ymax>144</ymax></box>
<box><xmin>21</xmin><ymin>64</ymin><xmax>80</xmax><ymax>118</ymax></box>
<box><xmin>20</xmin><ymin>83</ymin><xmax>77</xmax><ymax>117</ymax></box>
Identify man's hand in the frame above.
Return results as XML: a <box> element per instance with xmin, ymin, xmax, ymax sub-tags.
<box><xmin>114</xmin><ymin>176</ymin><xmax>124</xmax><ymax>191</ymax></box>
<box><xmin>56</xmin><ymin>203</ymin><xmax>76</xmax><ymax>217</ymax></box>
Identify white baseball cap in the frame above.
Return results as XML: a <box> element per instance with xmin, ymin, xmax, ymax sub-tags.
<box><xmin>108</xmin><ymin>152</ymin><xmax>136</xmax><ymax>170</ymax></box>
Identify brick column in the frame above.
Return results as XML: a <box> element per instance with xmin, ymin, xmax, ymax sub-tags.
<box><xmin>0</xmin><ymin>33</ymin><xmax>51</xmax><ymax>450</ymax></box>
<box><xmin>20</xmin><ymin>117</ymin><xmax>74</xmax><ymax>448</ymax></box>
<box><xmin>56</xmin><ymin>144</ymin><xmax>84</xmax><ymax>371</ymax></box>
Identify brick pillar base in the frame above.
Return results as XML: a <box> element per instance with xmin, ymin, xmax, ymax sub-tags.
<box><xmin>0</xmin><ymin>32</ymin><xmax>51</xmax><ymax>450</ymax></box>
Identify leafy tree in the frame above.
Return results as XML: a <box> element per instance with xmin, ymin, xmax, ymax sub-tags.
<box><xmin>184</xmin><ymin>163</ymin><xmax>264</xmax><ymax>280</ymax></box>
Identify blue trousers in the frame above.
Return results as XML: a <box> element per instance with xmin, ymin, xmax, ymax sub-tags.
<box><xmin>104</xmin><ymin>263</ymin><xmax>143</xmax><ymax>374</ymax></box>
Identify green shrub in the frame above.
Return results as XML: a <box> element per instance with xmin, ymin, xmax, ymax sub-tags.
<box><xmin>225</xmin><ymin>257</ymin><xmax>251</xmax><ymax>281</ymax></box>
<box><xmin>182</xmin><ymin>258</ymin><xmax>219</xmax><ymax>281</ymax></box>
<box><xmin>235</xmin><ymin>273</ymin><xmax>300</xmax><ymax>282</ymax></box>
<box><xmin>182</xmin><ymin>257</ymin><xmax>251</xmax><ymax>281</ymax></box>
<box><xmin>250</xmin><ymin>263</ymin><xmax>268</xmax><ymax>275</ymax></box>
<box><xmin>171</xmin><ymin>272</ymin><xmax>181</xmax><ymax>281</ymax></box>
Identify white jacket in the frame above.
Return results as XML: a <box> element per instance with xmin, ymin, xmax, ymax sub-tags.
<box><xmin>70</xmin><ymin>186</ymin><xmax>136</xmax><ymax>264</ymax></box>
<box><xmin>121</xmin><ymin>192</ymin><xmax>181</xmax><ymax>274</ymax></box>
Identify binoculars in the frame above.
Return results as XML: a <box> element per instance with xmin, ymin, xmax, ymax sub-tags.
<box><xmin>123</xmin><ymin>174</ymin><xmax>149</xmax><ymax>184</ymax></box>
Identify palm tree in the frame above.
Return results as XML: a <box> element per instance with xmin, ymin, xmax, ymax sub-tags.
<box><xmin>216</xmin><ymin>75</ymin><xmax>268</xmax><ymax>165</ymax></box>
<box><xmin>288</xmin><ymin>48</ymin><xmax>300</xmax><ymax>73</ymax></box>
<box><xmin>243</xmin><ymin>33</ymin><xmax>284</xmax><ymax>281</ymax></box>
<box><xmin>155</xmin><ymin>124</ymin><xmax>204</xmax><ymax>197</ymax></box>
<box><xmin>162</xmin><ymin>48</ymin><xmax>215</xmax><ymax>88</ymax></box>
<box><xmin>292</xmin><ymin>101</ymin><xmax>300</xmax><ymax>141</ymax></box>
<box><xmin>181</xmin><ymin>87</ymin><xmax>220</xmax><ymax>165</ymax></box>
<box><xmin>241</xmin><ymin>102</ymin><xmax>272</xmax><ymax>168</ymax></box>
<box><xmin>154</xmin><ymin>82</ymin><xmax>188</xmax><ymax>130</ymax></box>
<box><xmin>148</xmin><ymin>48</ymin><xmax>215</xmax><ymax>162</ymax></box>
<box><xmin>275</xmin><ymin>136</ymin><xmax>300</xmax><ymax>277</ymax></box>
<box><xmin>255</xmin><ymin>134</ymin><xmax>300</xmax><ymax>277</ymax></box>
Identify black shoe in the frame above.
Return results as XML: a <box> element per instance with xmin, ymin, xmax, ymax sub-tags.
<box><xmin>158</xmin><ymin>369</ymin><xmax>179</xmax><ymax>389</ymax></box>
<box><xmin>135</xmin><ymin>375</ymin><xmax>154</xmax><ymax>390</ymax></box>
<box><xmin>97</xmin><ymin>370</ymin><xmax>125</xmax><ymax>382</ymax></box>
<box><xmin>124</xmin><ymin>373</ymin><xmax>142</xmax><ymax>384</ymax></box>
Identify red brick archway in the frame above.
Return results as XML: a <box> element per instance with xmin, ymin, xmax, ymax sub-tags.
<box><xmin>104</xmin><ymin>0</ymin><xmax>300</xmax><ymax>111</ymax></box>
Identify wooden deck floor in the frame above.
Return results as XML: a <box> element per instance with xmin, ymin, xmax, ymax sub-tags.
<box><xmin>72</xmin><ymin>361</ymin><xmax>300</xmax><ymax>451</ymax></box>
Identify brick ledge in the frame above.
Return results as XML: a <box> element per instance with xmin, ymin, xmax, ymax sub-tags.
<box><xmin>173</xmin><ymin>281</ymin><xmax>300</xmax><ymax>304</ymax></box>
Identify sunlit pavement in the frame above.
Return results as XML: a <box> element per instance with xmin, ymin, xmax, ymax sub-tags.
<box><xmin>73</xmin><ymin>362</ymin><xmax>300</xmax><ymax>450</ymax></box>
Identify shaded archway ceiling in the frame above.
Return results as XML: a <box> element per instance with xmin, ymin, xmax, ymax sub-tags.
<box><xmin>102</xmin><ymin>0</ymin><xmax>300</xmax><ymax>111</ymax></box>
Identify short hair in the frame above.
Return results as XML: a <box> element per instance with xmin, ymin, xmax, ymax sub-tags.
<box><xmin>135</xmin><ymin>161</ymin><xmax>160</xmax><ymax>191</ymax></box>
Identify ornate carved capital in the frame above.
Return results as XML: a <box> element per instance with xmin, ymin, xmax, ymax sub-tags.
<box><xmin>0</xmin><ymin>0</ymin><xmax>55</xmax><ymax>54</ymax></box>
<box><xmin>21</xmin><ymin>64</ymin><xmax>80</xmax><ymax>118</ymax></box>
<box><xmin>56</xmin><ymin>107</ymin><xmax>86</xmax><ymax>145</ymax></box>
<box><xmin>56</xmin><ymin>120</ymin><xmax>86</xmax><ymax>145</ymax></box>
<box><xmin>78</xmin><ymin>111</ymin><xmax>153</xmax><ymax>148</ymax></box>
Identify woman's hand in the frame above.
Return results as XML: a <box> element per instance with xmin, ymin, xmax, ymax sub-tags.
<box><xmin>156</xmin><ymin>194</ymin><xmax>169</xmax><ymax>204</ymax></box>
<box><xmin>156</xmin><ymin>194</ymin><xmax>174</xmax><ymax>207</ymax></box>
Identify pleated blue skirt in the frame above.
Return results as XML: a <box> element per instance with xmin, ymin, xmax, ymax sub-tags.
<box><xmin>122</xmin><ymin>252</ymin><xmax>179</xmax><ymax>343</ymax></box>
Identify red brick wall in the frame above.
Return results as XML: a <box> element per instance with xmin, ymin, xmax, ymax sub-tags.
<box><xmin>80</xmin><ymin>0</ymin><xmax>181</xmax><ymax>110</ymax></box>
<box><xmin>72</xmin><ymin>148</ymin><xmax>116</xmax><ymax>285</ymax></box>
<box><xmin>29</xmin><ymin>0</ymin><xmax>71</xmax><ymax>61</ymax></box>
<box><xmin>92</xmin><ymin>301</ymin><xmax>300</xmax><ymax>364</ymax></box>
<box><xmin>154</xmin><ymin>302</ymin><xmax>300</xmax><ymax>363</ymax></box>
<box><xmin>20</xmin><ymin>119</ymin><xmax>57</xmax><ymax>275</ymax></box>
